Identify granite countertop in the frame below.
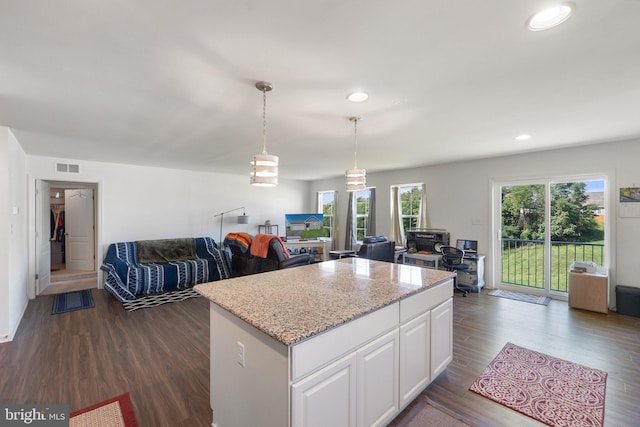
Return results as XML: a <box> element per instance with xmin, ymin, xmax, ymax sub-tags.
<box><xmin>194</xmin><ymin>258</ymin><xmax>454</xmax><ymax>346</ymax></box>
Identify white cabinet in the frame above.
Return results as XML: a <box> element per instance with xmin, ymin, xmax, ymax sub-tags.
<box><xmin>208</xmin><ymin>279</ymin><xmax>454</xmax><ymax>427</ymax></box>
<box><xmin>292</xmin><ymin>329</ymin><xmax>400</xmax><ymax>427</ymax></box>
<box><xmin>399</xmin><ymin>312</ymin><xmax>430</xmax><ymax>407</ymax></box>
<box><xmin>292</xmin><ymin>353</ymin><xmax>357</xmax><ymax>427</ymax></box>
<box><xmin>430</xmin><ymin>298</ymin><xmax>453</xmax><ymax>379</ymax></box>
<box><xmin>290</xmin><ymin>285</ymin><xmax>453</xmax><ymax>427</ymax></box>
<box><xmin>357</xmin><ymin>330</ymin><xmax>399</xmax><ymax>427</ymax></box>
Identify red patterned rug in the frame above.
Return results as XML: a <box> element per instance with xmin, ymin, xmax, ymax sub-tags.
<box><xmin>469</xmin><ymin>343</ymin><xmax>607</xmax><ymax>427</ymax></box>
<box><xmin>70</xmin><ymin>393</ymin><xmax>138</xmax><ymax>427</ymax></box>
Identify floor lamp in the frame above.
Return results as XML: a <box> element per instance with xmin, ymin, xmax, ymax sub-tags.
<box><xmin>214</xmin><ymin>207</ymin><xmax>249</xmax><ymax>245</ymax></box>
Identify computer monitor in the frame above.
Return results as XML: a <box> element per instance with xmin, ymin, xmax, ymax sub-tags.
<box><xmin>456</xmin><ymin>239</ymin><xmax>477</xmax><ymax>254</ymax></box>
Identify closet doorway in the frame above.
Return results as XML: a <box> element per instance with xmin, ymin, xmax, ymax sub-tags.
<box><xmin>37</xmin><ymin>180</ymin><xmax>98</xmax><ymax>296</ymax></box>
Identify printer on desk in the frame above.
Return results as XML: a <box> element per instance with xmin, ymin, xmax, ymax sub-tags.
<box><xmin>570</xmin><ymin>261</ymin><xmax>606</xmax><ymax>275</ymax></box>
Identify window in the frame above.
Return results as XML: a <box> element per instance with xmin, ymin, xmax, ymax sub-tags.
<box><xmin>354</xmin><ymin>189</ymin><xmax>371</xmax><ymax>242</ymax></box>
<box><xmin>398</xmin><ymin>184</ymin><xmax>422</xmax><ymax>233</ymax></box>
<box><xmin>317</xmin><ymin>191</ymin><xmax>336</xmax><ymax>239</ymax></box>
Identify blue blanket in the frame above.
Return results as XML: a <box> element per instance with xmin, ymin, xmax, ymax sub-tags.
<box><xmin>101</xmin><ymin>237</ymin><xmax>230</xmax><ymax>302</ymax></box>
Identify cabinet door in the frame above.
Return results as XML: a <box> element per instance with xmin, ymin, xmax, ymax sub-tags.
<box><xmin>357</xmin><ymin>329</ymin><xmax>399</xmax><ymax>427</ymax></box>
<box><xmin>399</xmin><ymin>312</ymin><xmax>430</xmax><ymax>407</ymax></box>
<box><xmin>430</xmin><ymin>298</ymin><xmax>453</xmax><ymax>379</ymax></box>
<box><xmin>292</xmin><ymin>353</ymin><xmax>357</xmax><ymax>427</ymax></box>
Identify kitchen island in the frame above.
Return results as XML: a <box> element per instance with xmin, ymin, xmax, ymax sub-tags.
<box><xmin>194</xmin><ymin>258</ymin><xmax>455</xmax><ymax>427</ymax></box>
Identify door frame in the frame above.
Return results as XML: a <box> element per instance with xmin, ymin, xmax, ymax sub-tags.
<box><xmin>28</xmin><ymin>176</ymin><xmax>102</xmax><ymax>299</ymax></box>
<box><xmin>491</xmin><ymin>172</ymin><xmax>614</xmax><ymax>300</ymax></box>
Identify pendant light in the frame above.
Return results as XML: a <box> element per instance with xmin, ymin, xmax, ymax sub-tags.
<box><xmin>345</xmin><ymin>117</ymin><xmax>366</xmax><ymax>191</ymax></box>
<box><xmin>250</xmin><ymin>81</ymin><xmax>279</xmax><ymax>187</ymax></box>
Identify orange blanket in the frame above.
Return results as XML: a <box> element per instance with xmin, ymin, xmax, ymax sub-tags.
<box><xmin>250</xmin><ymin>234</ymin><xmax>290</xmax><ymax>259</ymax></box>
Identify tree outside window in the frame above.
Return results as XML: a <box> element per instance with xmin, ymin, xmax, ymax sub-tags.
<box><xmin>318</xmin><ymin>191</ymin><xmax>335</xmax><ymax>239</ymax></box>
<box><xmin>355</xmin><ymin>189</ymin><xmax>370</xmax><ymax>241</ymax></box>
<box><xmin>400</xmin><ymin>185</ymin><xmax>422</xmax><ymax>232</ymax></box>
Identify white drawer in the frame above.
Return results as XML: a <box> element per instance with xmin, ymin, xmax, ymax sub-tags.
<box><xmin>399</xmin><ymin>279</ymin><xmax>453</xmax><ymax>323</ymax></box>
<box><xmin>291</xmin><ymin>302</ymin><xmax>398</xmax><ymax>382</ymax></box>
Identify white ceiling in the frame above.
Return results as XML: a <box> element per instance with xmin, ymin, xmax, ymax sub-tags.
<box><xmin>1</xmin><ymin>1</ymin><xmax>639</xmax><ymax>181</ymax></box>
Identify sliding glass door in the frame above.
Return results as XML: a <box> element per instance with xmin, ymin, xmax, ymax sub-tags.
<box><xmin>495</xmin><ymin>177</ymin><xmax>607</xmax><ymax>297</ymax></box>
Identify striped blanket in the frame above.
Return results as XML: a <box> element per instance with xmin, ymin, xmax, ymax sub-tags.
<box><xmin>224</xmin><ymin>232</ymin><xmax>253</xmax><ymax>253</ymax></box>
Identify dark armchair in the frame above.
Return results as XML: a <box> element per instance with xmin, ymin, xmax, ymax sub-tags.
<box><xmin>440</xmin><ymin>245</ymin><xmax>471</xmax><ymax>297</ymax></box>
<box><xmin>253</xmin><ymin>236</ymin><xmax>312</xmax><ymax>273</ymax></box>
<box><xmin>356</xmin><ymin>236</ymin><xmax>396</xmax><ymax>263</ymax></box>
<box><xmin>224</xmin><ymin>233</ymin><xmax>311</xmax><ymax>276</ymax></box>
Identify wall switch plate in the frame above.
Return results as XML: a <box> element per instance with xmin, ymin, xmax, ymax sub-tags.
<box><xmin>236</xmin><ymin>341</ymin><xmax>246</xmax><ymax>367</ymax></box>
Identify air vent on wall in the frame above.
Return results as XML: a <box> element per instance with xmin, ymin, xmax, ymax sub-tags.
<box><xmin>55</xmin><ymin>162</ymin><xmax>80</xmax><ymax>174</ymax></box>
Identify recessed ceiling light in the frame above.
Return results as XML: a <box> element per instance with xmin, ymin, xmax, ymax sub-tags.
<box><xmin>347</xmin><ymin>92</ymin><xmax>369</xmax><ymax>102</ymax></box>
<box><xmin>515</xmin><ymin>134</ymin><xmax>532</xmax><ymax>141</ymax></box>
<box><xmin>526</xmin><ymin>2</ymin><xmax>574</xmax><ymax>31</ymax></box>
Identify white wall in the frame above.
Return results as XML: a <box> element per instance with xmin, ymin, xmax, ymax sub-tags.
<box><xmin>21</xmin><ymin>155</ymin><xmax>309</xmax><ymax>310</ymax></box>
<box><xmin>0</xmin><ymin>127</ymin><xmax>28</xmax><ymax>342</ymax></box>
<box><xmin>27</xmin><ymin>155</ymin><xmax>308</xmax><ymax>242</ymax></box>
<box><xmin>310</xmin><ymin>138</ymin><xmax>640</xmax><ymax>306</ymax></box>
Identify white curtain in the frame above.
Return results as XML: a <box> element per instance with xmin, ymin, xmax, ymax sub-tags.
<box><xmin>331</xmin><ymin>191</ymin><xmax>339</xmax><ymax>251</ymax></box>
<box><xmin>417</xmin><ymin>183</ymin><xmax>429</xmax><ymax>229</ymax></box>
<box><xmin>389</xmin><ymin>186</ymin><xmax>405</xmax><ymax>247</ymax></box>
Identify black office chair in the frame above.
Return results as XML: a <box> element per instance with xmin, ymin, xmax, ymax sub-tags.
<box><xmin>440</xmin><ymin>245</ymin><xmax>471</xmax><ymax>297</ymax></box>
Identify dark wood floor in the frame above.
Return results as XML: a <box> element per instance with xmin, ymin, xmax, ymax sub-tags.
<box><xmin>1</xmin><ymin>289</ymin><xmax>638</xmax><ymax>426</ymax></box>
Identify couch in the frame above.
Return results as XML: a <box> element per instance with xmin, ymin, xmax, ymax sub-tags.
<box><xmin>101</xmin><ymin>237</ymin><xmax>230</xmax><ymax>302</ymax></box>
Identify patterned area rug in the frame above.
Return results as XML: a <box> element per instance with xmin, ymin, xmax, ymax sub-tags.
<box><xmin>52</xmin><ymin>290</ymin><xmax>95</xmax><ymax>314</ymax></box>
<box><xmin>488</xmin><ymin>289</ymin><xmax>551</xmax><ymax>305</ymax></box>
<box><xmin>122</xmin><ymin>288</ymin><xmax>201</xmax><ymax>312</ymax></box>
<box><xmin>469</xmin><ymin>342</ymin><xmax>607</xmax><ymax>427</ymax></box>
<box><xmin>70</xmin><ymin>393</ymin><xmax>138</xmax><ymax>427</ymax></box>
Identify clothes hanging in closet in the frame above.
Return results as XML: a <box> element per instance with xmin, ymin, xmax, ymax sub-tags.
<box><xmin>51</xmin><ymin>207</ymin><xmax>65</xmax><ymax>243</ymax></box>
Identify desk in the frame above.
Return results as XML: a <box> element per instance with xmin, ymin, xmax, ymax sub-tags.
<box><xmin>402</xmin><ymin>252</ymin><xmax>442</xmax><ymax>269</ymax></box>
<box><xmin>284</xmin><ymin>240</ymin><xmax>329</xmax><ymax>262</ymax></box>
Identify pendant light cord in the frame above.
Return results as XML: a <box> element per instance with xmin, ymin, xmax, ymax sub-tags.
<box><xmin>262</xmin><ymin>88</ymin><xmax>268</xmax><ymax>155</ymax></box>
<box><xmin>353</xmin><ymin>117</ymin><xmax>359</xmax><ymax>168</ymax></box>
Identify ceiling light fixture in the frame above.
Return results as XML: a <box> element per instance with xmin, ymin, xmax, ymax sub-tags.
<box><xmin>347</xmin><ymin>92</ymin><xmax>369</xmax><ymax>103</ymax></box>
<box><xmin>345</xmin><ymin>117</ymin><xmax>366</xmax><ymax>191</ymax></box>
<box><xmin>250</xmin><ymin>81</ymin><xmax>278</xmax><ymax>187</ymax></box>
<box><xmin>526</xmin><ymin>2</ymin><xmax>574</xmax><ymax>31</ymax></box>
<box><xmin>515</xmin><ymin>134</ymin><xmax>532</xmax><ymax>141</ymax></box>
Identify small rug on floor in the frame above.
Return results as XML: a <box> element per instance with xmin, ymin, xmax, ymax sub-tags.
<box><xmin>70</xmin><ymin>393</ymin><xmax>138</xmax><ymax>427</ymax></box>
<box><xmin>487</xmin><ymin>289</ymin><xmax>551</xmax><ymax>305</ymax></box>
<box><xmin>469</xmin><ymin>342</ymin><xmax>607</xmax><ymax>427</ymax></box>
<box><xmin>52</xmin><ymin>289</ymin><xmax>95</xmax><ymax>314</ymax></box>
<box><xmin>122</xmin><ymin>287</ymin><xmax>201</xmax><ymax>312</ymax></box>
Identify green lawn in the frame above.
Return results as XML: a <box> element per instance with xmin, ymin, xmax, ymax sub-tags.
<box><xmin>502</xmin><ymin>241</ymin><xmax>604</xmax><ymax>292</ymax></box>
